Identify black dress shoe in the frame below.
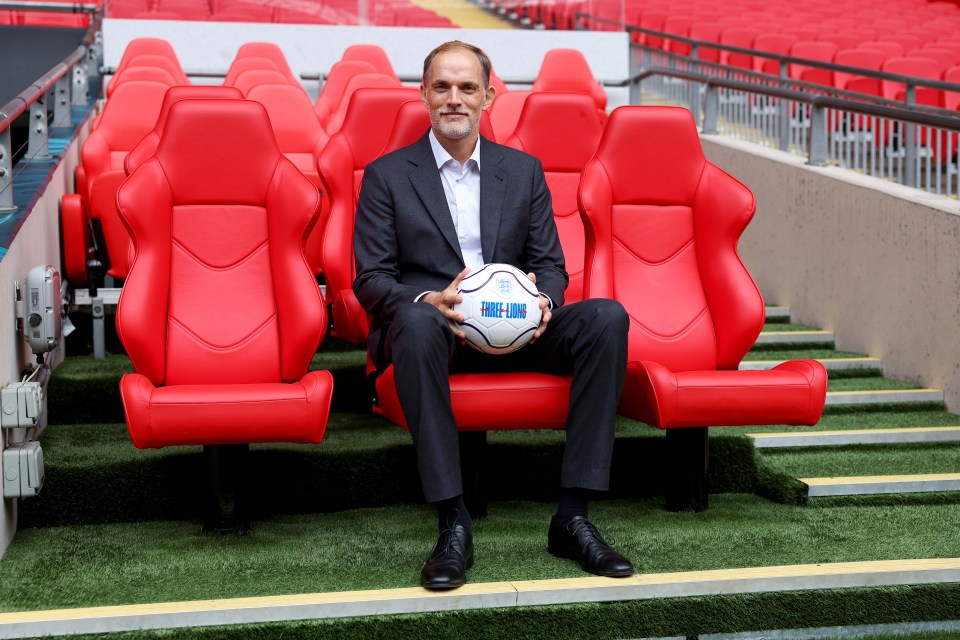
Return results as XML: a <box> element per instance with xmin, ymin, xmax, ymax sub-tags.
<box><xmin>548</xmin><ymin>515</ymin><xmax>634</xmax><ymax>577</ymax></box>
<box><xmin>421</xmin><ymin>524</ymin><xmax>474</xmax><ymax>590</ymax></box>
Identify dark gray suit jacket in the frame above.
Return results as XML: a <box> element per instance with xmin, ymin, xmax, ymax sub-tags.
<box><xmin>353</xmin><ymin>132</ymin><xmax>568</xmax><ymax>346</ymax></box>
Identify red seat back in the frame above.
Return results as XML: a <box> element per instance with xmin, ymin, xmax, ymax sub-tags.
<box><xmin>340</xmin><ymin>44</ymin><xmax>398</xmax><ymax>79</ymax></box>
<box><xmin>234</xmin><ymin>42</ymin><xmax>297</xmax><ymax>80</ymax></box>
<box><xmin>224</xmin><ymin>57</ymin><xmax>284</xmax><ymax>86</ymax></box>
<box><xmin>325</xmin><ymin>73</ymin><xmax>404</xmax><ymax>134</ymax></box>
<box><xmin>532</xmin><ymin>49</ymin><xmax>607</xmax><ymax>112</ymax></box>
<box><xmin>317</xmin><ymin>87</ymin><xmax>419</xmax><ymax>343</ymax></box>
<box><xmin>789</xmin><ymin>41</ymin><xmax>839</xmax><ymax>86</ymax></box>
<box><xmin>833</xmin><ymin>49</ymin><xmax>886</xmax><ymax>93</ymax></box>
<box><xmin>125</xmin><ymin>86</ymin><xmax>244</xmax><ymax>176</ymax></box>
<box><xmin>488</xmin><ymin>90</ymin><xmax>530</xmax><ymax>143</ymax></box>
<box><xmin>116</xmin><ymin>99</ymin><xmax>324</xmax><ymax>386</ymax></box>
<box><xmin>114</xmin><ymin>38</ymin><xmax>184</xmax><ymax>77</ymax></box>
<box><xmin>107</xmin><ymin>54</ymin><xmax>190</xmax><ymax>97</ymax></box>
<box><xmin>579</xmin><ymin>107</ymin><xmax>762</xmax><ymax>372</ymax></box>
<box><xmin>505</xmin><ymin>93</ymin><xmax>603</xmax><ymax>303</ymax></box>
<box><xmin>882</xmin><ymin>57</ymin><xmax>947</xmax><ymax>105</ymax></box>
<box><xmin>230</xmin><ymin>70</ymin><xmax>297</xmax><ymax>95</ymax></box>
<box><xmin>314</xmin><ymin>60</ymin><xmax>379</xmax><ymax>125</ymax></box>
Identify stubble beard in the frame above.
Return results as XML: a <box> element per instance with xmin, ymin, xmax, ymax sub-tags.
<box><xmin>432</xmin><ymin>111</ymin><xmax>480</xmax><ymax>140</ymax></box>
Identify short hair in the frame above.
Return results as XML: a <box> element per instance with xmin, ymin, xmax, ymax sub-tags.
<box><xmin>422</xmin><ymin>41</ymin><xmax>492</xmax><ymax>89</ymax></box>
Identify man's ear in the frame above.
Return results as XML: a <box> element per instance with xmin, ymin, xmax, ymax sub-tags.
<box><xmin>420</xmin><ymin>83</ymin><xmax>429</xmax><ymax>108</ymax></box>
<box><xmin>482</xmin><ymin>85</ymin><xmax>496</xmax><ymax>111</ymax></box>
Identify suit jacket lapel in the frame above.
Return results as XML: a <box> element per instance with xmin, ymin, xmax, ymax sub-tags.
<box><xmin>408</xmin><ymin>133</ymin><xmax>464</xmax><ymax>263</ymax></box>
<box><xmin>480</xmin><ymin>136</ymin><xmax>506</xmax><ymax>263</ymax></box>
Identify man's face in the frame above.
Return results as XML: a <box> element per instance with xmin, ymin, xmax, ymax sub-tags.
<box><xmin>421</xmin><ymin>48</ymin><xmax>495</xmax><ymax>142</ymax></box>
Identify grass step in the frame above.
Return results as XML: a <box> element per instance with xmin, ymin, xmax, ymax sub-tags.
<box><xmin>748</xmin><ymin>427</ymin><xmax>960</xmax><ymax>448</ymax></box>
<box><xmin>801</xmin><ymin>474</ymin><xmax>960</xmax><ymax>497</ymax></box>
<box><xmin>757</xmin><ymin>442</ymin><xmax>960</xmax><ymax>479</ymax></box>
<box><xmin>740</xmin><ymin>357</ymin><xmax>882</xmax><ymax>372</ymax></box>
<box><xmin>3</xmin><ymin>558</ymin><xmax>959</xmax><ymax>639</ymax></box>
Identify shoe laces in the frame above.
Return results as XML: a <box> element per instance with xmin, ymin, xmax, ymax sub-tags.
<box><xmin>432</xmin><ymin>526</ymin><xmax>468</xmax><ymax>560</ymax></box>
<box><xmin>567</xmin><ymin>518</ymin><xmax>617</xmax><ymax>552</ymax></box>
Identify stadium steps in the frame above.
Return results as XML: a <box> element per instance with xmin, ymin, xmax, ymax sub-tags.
<box><xmin>749</xmin><ymin>305</ymin><xmax>960</xmax><ymax>501</ymax></box>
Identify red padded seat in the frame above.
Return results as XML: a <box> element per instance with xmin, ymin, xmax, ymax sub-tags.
<box><xmin>234</xmin><ymin>42</ymin><xmax>297</xmax><ymax>80</ymax></box>
<box><xmin>578</xmin><ymin>107</ymin><xmax>827</xmax><ymax>429</ymax></box>
<box><xmin>313</xmin><ymin>60</ymin><xmax>379</xmax><ymax>124</ymax></box>
<box><xmin>64</xmin><ymin>80</ymin><xmax>170</xmax><ymax>282</ymax></box>
<box><xmin>125</xmin><ymin>86</ymin><xmax>244</xmax><ymax>176</ymax></box>
<box><xmin>340</xmin><ymin>44</ymin><xmax>398</xmax><ymax>79</ymax></box>
<box><xmin>316</xmin><ymin>87</ymin><xmax>419</xmax><ymax>344</ymax></box>
<box><xmin>107</xmin><ymin>54</ymin><xmax>190</xmax><ymax>97</ymax></box>
<box><xmin>324</xmin><ymin>73</ymin><xmax>404</xmax><ymax>135</ymax></box>
<box><xmin>505</xmin><ymin>92</ymin><xmax>603</xmax><ymax>303</ymax></box>
<box><xmin>116</xmin><ymin>99</ymin><xmax>333</xmax><ymax>448</ymax></box>
<box><xmin>488</xmin><ymin>90</ymin><xmax>530</xmax><ymax>143</ymax></box>
<box><xmin>230</xmin><ymin>69</ymin><xmax>298</xmax><ymax>95</ymax></box>
<box><xmin>532</xmin><ymin>49</ymin><xmax>607</xmax><ymax>119</ymax></box>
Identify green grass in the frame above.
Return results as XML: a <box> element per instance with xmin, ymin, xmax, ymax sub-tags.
<box><xmin>742</xmin><ymin>348</ymin><xmax>871</xmax><ymax>361</ymax></box>
<box><xmin>759</xmin><ymin>442</ymin><xmax>960</xmax><ymax>479</ymax></box>
<box><xmin>761</xmin><ymin>322</ymin><xmax>824</xmax><ymax>332</ymax></box>
<box><xmin>7</xmin><ymin>495</ymin><xmax>960</xmax><ymax>612</ymax></box>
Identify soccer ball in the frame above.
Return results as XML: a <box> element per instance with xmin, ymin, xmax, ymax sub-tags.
<box><xmin>454</xmin><ymin>263</ymin><xmax>542</xmax><ymax>355</ymax></box>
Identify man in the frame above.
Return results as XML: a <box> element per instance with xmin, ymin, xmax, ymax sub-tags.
<box><xmin>353</xmin><ymin>41</ymin><xmax>633</xmax><ymax>590</ymax></box>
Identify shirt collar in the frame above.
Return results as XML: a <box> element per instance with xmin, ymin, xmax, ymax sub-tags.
<box><xmin>429</xmin><ymin>129</ymin><xmax>481</xmax><ymax>171</ymax></box>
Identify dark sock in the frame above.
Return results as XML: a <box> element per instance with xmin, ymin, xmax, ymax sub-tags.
<box><xmin>436</xmin><ymin>495</ymin><xmax>472</xmax><ymax>534</ymax></box>
<box><xmin>554</xmin><ymin>487</ymin><xmax>590</xmax><ymax>526</ymax></box>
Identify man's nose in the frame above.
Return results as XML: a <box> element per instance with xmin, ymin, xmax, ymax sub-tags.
<box><xmin>448</xmin><ymin>87</ymin><xmax>462</xmax><ymax>104</ymax></box>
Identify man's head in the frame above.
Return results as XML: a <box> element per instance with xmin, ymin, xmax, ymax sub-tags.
<box><xmin>421</xmin><ymin>41</ymin><xmax>496</xmax><ymax>145</ymax></box>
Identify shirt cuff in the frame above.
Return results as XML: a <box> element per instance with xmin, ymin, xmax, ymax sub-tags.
<box><xmin>414</xmin><ymin>291</ymin><xmax>431</xmax><ymax>303</ymax></box>
<box><xmin>539</xmin><ymin>293</ymin><xmax>554</xmax><ymax>310</ymax></box>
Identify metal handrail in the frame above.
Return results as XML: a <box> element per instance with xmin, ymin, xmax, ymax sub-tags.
<box><xmin>633</xmin><ymin>66</ymin><xmax>960</xmax><ymax>132</ymax></box>
<box><xmin>0</xmin><ymin>5</ymin><xmax>103</xmax><ymax>213</ymax></box>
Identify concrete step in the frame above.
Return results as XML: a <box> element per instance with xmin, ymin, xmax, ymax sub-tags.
<box><xmin>824</xmin><ymin>389</ymin><xmax>944</xmax><ymax>406</ymax></box>
<box><xmin>740</xmin><ymin>357</ymin><xmax>882</xmax><ymax>372</ymax></box>
<box><xmin>748</xmin><ymin>426</ymin><xmax>960</xmax><ymax>448</ymax></box>
<box><xmin>755</xmin><ymin>330</ymin><xmax>835</xmax><ymax>345</ymax></box>
<box><xmin>765</xmin><ymin>306</ymin><xmax>790</xmax><ymax>321</ymax></box>
<box><xmin>801</xmin><ymin>473</ymin><xmax>960</xmax><ymax>497</ymax></box>
<box><xmin>3</xmin><ymin>558</ymin><xmax>960</xmax><ymax>638</ymax></box>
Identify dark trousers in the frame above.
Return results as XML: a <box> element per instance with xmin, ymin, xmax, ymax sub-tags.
<box><xmin>378</xmin><ymin>298</ymin><xmax>629</xmax><ymax>504</ymax></box>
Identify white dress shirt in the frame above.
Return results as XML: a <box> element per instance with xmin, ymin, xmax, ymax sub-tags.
<box><xmin>428</xmin><ymin>130</ymin><xmax>484</xmax><ymax>271</ymax></box>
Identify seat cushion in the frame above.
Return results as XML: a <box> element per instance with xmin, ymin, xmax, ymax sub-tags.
<box><xmin>619</xmin><ymin>359</ymin><xmax>827</xmax><ymax>428</ymax></box>
<box><xmin>120</xmin><ymin>370</ymin><xmax>334</xmax><ymax>448</ymax></box>
<box><xmin>375</xmin><ymin>367</ymin><xmax>572</xmax><ymax>431</ymax></box>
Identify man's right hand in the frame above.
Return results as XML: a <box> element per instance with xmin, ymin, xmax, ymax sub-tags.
<box><xmin>421</xmin><ymin>267</ymin><xmax>471</xmax><ymax>343</ymax></box>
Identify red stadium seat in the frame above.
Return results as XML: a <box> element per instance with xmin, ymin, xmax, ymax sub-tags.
<box><xmin>125</xmin><ymin>86</ymin><xmax>244</xmax><ymax>176</ymax></box>
<box><xmin>663</xmin><ymin>15</ymin><xmax>696</xmax><ymax>55</ymax></box>
<box><xmin>316</xmin><ymin>87</ymin><xmax>419</xmax><ymax>344</ymax></box>
<box><xmin>752</xmin><ymin>33</ymin><xmax>798</xmax><ymax>74</ymax></box>
<box><xmin>532</xmin><ymin>49</ymin><xmax>607</xmax><ymax>119</ymax></box>
<box><xmin>340</xmin><ymin>44</ymin><xmax>398</xmax><ymax>79</ymax></box>
<box><xmin>789</xmin><ymin>41</ymin><xmax>839</xmax><ymax>86</ymax></box>
<box><xmin>721</xmin><ymin>27</ymin><xmax>760</xmax><ymax>69</ymax></box>
<box><xmin>909</xmin><ymin>47</ymin><xmax>959</xmax><ymax>69</ymax></box>
<box><xmin>233</xmin><ymin>42</ymin><xmax>297</xmax><ymax>80</ymax></box>
<box><xmin>324</xmin><ymin>72</ymin><xmax>403</xmax><ymax>135</ymax></box>
<box><xmin>945</xmin><ymin>66</ymin><xmax>960</xmax><ymax>111</ymax></box>
<box><xmin>313</xmin><ymin>60</ymin><xmax>379</xmax><ymax>124</ymax></box>
<box><xmin>113</xmin><ymin>38</ymin><xmax>185</xmax><ymax>77</ymax></box>
<box><xmin>833</xmin><ymin>49</ymin><xmax>886</xmax><ymax>94</ymax></box>
<box><xmin>223</xmin><ymin>56</ymin><xmax>285</xmax><ymax>86</ymax></box>
<box><xmin>488</xmin><ymin>90</ymin><xmax>530</xmax><ymax>143</ymax></box>
<box><xmin>578</xmin><ymin>106</ymin><xmax>826</xmax><ymax>510</ymax></box>
<box><xmin>229</xmin><ymin>69</ymin><xmax>299</xmax><ymax>95</ymax></box>
<box><xmin>882</xmin><ymin>57</ymin><xmax>947</xmax><ymax>106</ymax></box>
<box><xmin>116</xmin><ymin>98</ymin><xmax>333</xmax><ymax>450</ymax></box>
<box><xmin>505</xmin><ymin>93</ymin><xmax>604</xmax><ymax>303</ymax></box>
<box><xmin>107</xmin><ymin>54</ymin><xmax>190</xmax><ymax>97</ymax></box>
<box><xmin>688</xmin><ymin>22</ymin><xmax>723</xmax><ymax>64</ymax></box>
<box><xmin>858</xmin><ymin>41</ymin><xmax>906</xmax><ymax>58</ymax></box>
<box><xmin>62</xmin><ymin>80</ymin><xmax>170</xmax><ymax>284</ymax></box>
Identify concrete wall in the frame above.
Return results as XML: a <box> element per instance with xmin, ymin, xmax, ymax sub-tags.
<box><xmin>0</xmin><ymin>130</ymin><xmax>81</xmax><ymax>557</ymax></box>
<box><xmin>102</xmin><ymin>19</ymin><xmax>631</xmax><ymax>105</ymax></box>
<box><xmin>702</xmin><ymin>135</ymin><xmax>960</xmax><ymax>410</ymax></box>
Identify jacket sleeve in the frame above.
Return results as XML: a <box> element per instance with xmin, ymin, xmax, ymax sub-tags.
<box><xmin>352</xmin><ymin>161</ymin><xmax>422</xmax><ymax>322</ymax></box>
<box><xmin>522</xmin><ymin>157</ymin><xmax>568</xmax><ymax>308</ymax></box>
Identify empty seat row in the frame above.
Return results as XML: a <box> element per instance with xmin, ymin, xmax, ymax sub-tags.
<box><xmin>109</xmin><ymin>97</ymin><xmax>825</xmax><ymax>520</ymax></box>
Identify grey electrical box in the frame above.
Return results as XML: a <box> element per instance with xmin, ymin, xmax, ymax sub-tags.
<box><xmin>25</xmin><ymin>265</ymin><xmax>61</xmax><ymax>355</ymax></box>
<box><xmin>1</xmin><ymin>382</ymin><xmax>43</xmax><ymax>429</ymax></box>
<box><xmin>3</xmin><ymin>442</ymin><xmax>44</xmax><ymax>498</ymax></box>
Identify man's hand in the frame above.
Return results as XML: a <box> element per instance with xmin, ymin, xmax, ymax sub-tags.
<box><xmin>421</xmin><ymin>267</ymin><xmax>471</xmax><ymax>343</ymax></box>
<box><xmin>526</xmin><ymin>272</ymin><xmax>551</xmax><ymax>344</ymax></box>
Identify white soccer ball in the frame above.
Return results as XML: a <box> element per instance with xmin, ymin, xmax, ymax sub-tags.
<box><xmin>454</xmin><ymin>263</ymin><xmax>542</xmax><ymax>355</ymax></box>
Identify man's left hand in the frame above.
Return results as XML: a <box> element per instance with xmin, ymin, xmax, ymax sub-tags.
<box><xmin>526</xmin><ymin>272</ymin><xmax>551</xmax><ymax>344</ymax></box>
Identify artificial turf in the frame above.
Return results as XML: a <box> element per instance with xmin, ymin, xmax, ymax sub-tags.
<box><xmin>6</xmin><ymin>494</ymin><xmax>960</xmax><ymax>611</ymax></box>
